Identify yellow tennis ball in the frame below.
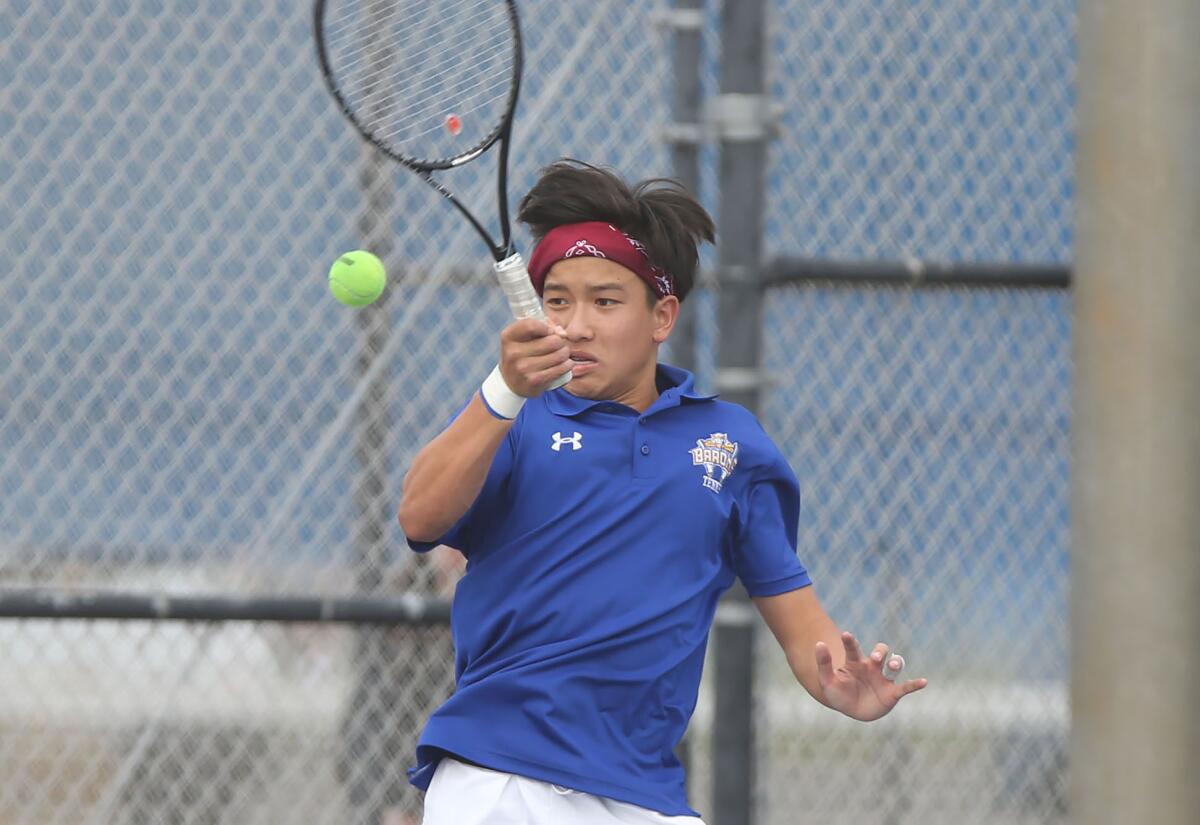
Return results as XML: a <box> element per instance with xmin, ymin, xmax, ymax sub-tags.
<box><xmin>329</xmin><ymin>250</ymin><xmax>386</xmax><ymax>307</ymax></box>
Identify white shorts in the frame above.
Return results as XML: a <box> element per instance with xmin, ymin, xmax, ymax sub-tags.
<box><xmin>421</xmin><ymin>757</ymin><xmax>707</xmax><ymax>825</ymax></box>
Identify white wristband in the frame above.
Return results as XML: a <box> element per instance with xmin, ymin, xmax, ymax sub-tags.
<box><xmin>480</xmin><ymin>364</ymin><xmax>526</xmax><ymax>420</ymax></box>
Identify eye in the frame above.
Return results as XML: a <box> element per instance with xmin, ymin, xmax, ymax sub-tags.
<box><xmin>596</xmin><ymin>298</ymin><xmax>619</xmax><ymax>307</ymax></box>
<box><xmin>546</xmin><ymin>297</ymin><xmax>568</xmax><ymax>307</ymax></box>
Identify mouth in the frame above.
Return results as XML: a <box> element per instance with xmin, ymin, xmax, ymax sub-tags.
<box><xmin>568</xmin><ymin>351</ymin><xmax>598</xmax><ymax>376</ymax></box>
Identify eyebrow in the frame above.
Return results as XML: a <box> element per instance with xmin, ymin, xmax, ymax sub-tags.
<box><xmin>543</xmin><ymin>282</ymin><xmax>627</xmax><ymax>293</ymax></box>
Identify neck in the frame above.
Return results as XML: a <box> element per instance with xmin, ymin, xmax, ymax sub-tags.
<box><xmin>566</xmin><ymin>360</ymin><xmax>662</xmax><ymax>412</ymax></box>
<box><xmin>610</xmin><ymin>361</ymin><xmax>661</xmax><ymax>412</ymax></box>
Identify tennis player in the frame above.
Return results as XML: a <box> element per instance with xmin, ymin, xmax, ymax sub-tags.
<box><xmin>398</xmin><ymin>160</ymin><xmax>927</xmax><ymax>825</ymax></box>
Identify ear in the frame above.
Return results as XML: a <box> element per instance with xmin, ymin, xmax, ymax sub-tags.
<box><xmin>651</xmin><ymin>295</ymin><xmax>680</xmax><ymax>345</ymax></box>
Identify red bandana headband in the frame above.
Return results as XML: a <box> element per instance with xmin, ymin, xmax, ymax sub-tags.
<box><xmin>527</xmin><ymin>221</ymin><xmax>674</xmax><ymax>299</ymax></box>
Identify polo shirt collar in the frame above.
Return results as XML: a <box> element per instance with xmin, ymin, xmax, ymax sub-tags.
<box><xmin>544</xmin><ymin>363</ymin><xmax>717</xmax><ymax>418</ymax></box>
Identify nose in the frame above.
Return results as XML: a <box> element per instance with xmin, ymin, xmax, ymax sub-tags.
<box><xmin>562</xmin><ymin>304</ymin><xmax>594</xmax><ymax>341</ymax></box>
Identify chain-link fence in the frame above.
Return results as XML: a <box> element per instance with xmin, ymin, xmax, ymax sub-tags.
<box><xmin>751</xmin><ymin>283</ymin><xmax>1070</xmax><ymax>825</ymax></box>
<box><xmin>743</xmin><ymin>2</ymin><xmax>1073</xmax><ymax>824</ymax></box>
<box><xmin>1</xmin><ymin>1</ymin><xmax>671</xmax><ymax>823</ymax></box>
<box><xmin>766</xmin><ymin>0</ymin><xmax>1074</xmax><ymax>264</ymax></box>
<box><xmin>1</xmin><ymin>0</ymin><xmax>1073</xmax><ymax>824</ymax></box>
<box><xmin>0</xmin><ymin>0</ymin><xmax>671</xmax><ymax>593</ymax></box>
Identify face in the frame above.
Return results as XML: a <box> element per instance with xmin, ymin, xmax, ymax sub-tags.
<box><xmin>542</xmin><ymin>257</ymin><xmax>678</xmax><ymax>403</ymax></box>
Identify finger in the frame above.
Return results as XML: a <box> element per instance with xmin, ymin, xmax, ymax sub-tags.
<box><xmin>814</xmin><ymin>641</ymin><xmax>835</xmax><ymax>686</ymax></box>
<box><xmin>898</xmin><ymin>677</ymin><xmax>928</xmax><ymax>696</ymax></box>
<box><xmin>505</xmin><ymin>318</ymin><xmax>555</xmax><ymax>343</ymax></box>
<box><xmin>520</xmin><ymin>349</ymin><xmax>571</xmax><ymax>376</ymax></box>
<box><xmin>516</xmin><ymin>331</ymin><xmax>570</xmax><ymax>357</ymax></box>
<box><xmin>841</xmin><ymin>631</ymin><xmax>865</xmax><ymax>663</ymax></box>
<box><xmin>528</xmin><ymin>362</ymin><xmax>574</xmax><ymax>388</ymax></box>
<box><xmin>869</xmin><ymin>642</ymin><xmax>889</xmax><ymax>665</ymax></box>
<box><xmin>882</xmin><ymin>653</ymin><xmax>905</xmax><ymax>682</ymax></box>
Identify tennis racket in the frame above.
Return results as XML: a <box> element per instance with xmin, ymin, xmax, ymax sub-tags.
<box><xmin>314</xmin><ymin>0</ymin><xmax>570</xmax><ymax>388</ymax></box>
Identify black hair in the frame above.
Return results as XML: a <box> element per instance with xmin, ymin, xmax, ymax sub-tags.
<box><xmin>516</xmin><ymin>159</ymin><xmax>715</xmax><ymax>303</ymax></box>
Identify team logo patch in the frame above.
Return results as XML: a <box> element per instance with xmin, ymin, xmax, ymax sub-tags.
<box><xmin>551</xmin><ymin>431</ymin><xmax>583</xmax><ymax>452</ymax></box>
<box><xmin>690</xmin><ymin>432</ymin><xmax>739</xmax><ymax>493</ymax></box>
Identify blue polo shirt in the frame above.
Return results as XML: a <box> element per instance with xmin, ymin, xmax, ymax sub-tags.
<box><xmin>406</xmin><ymin>364</ymin><xmax>811</xmax><ymax>817</ymax></box>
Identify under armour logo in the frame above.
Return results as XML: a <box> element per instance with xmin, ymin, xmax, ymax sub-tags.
<box><xmin>551</xmin><ymin>431</ymin><xmax>583</xmax><ymax>452</ymax></box>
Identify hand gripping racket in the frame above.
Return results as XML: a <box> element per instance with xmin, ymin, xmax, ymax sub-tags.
<box><xmin>314</xmin><ymin>0</ymin><xmax>570</xmax><ymax>388</ymax></box>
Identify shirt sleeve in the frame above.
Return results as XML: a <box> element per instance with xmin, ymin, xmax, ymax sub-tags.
<box><xmin>732</xmin><ymin>445</ymin><xmax>812</xmax><ymax>597</ymax></box>
<box><xmin>405</xmin><ymin>397</ymin><xmax>518</xmax><ymax>556</ymax></box>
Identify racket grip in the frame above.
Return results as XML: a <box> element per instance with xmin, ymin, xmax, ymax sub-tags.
<box><xmin>494</xmin><ymin>253</ymin><xmax>544</xmax><ymax>321</ymax></box>
<box><xmin>493</xmin><ymin>253</ymin><xmax>571</xmax><ymax>390</ymax></box>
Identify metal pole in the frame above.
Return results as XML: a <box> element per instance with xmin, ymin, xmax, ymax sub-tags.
<box><xmin>713</xmin><ymin>1</ymin><xmax>770</xmax><ymax>823</ymax></box>
<box><xmin>664</xmin><ymin>0</ymin><xmax>705</xmax><ymax>783</ymax></box>
<box><xmin>665</xmin><ymin>0</ymin><xmax>704</xmax><ymax>376</ymax></box>
<box><xmin>0</xmin><ymin>588</ymin><xmax>450</xmax><ymax>624</ymax></box>
<box><xmin>342</xmin><ymin>7</ymin><xmax>399</xmax><ymax>822</ymax></box>
<box><xmin>1072</xmin><ymin>2</ymin><xmax>1200</xmax><ymax>824</ymax></box>
<box><xmin>353</xmin><ymin>140</ymin><xmax>394</xmax><ymax>612</ymax></box>
<box><xmin>766</xmin><ymin>257</ymin><xmax>1071</xmax><ymax>289</ymax></box>
<box><xmin>343</xmin><ymin>142</ymin><xmax>397</xmax><ymax>825</ymax></box>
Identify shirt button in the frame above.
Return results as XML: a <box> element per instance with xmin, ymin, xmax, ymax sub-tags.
<box><xmin>639</xmin><ymin>417</ymin><xmax>647</xmax><ymax>425</ymax></box>
<box><xmin>640</xmin><ymin>444</ymin><xmax>651</xmax><ymax>455</ymax></box>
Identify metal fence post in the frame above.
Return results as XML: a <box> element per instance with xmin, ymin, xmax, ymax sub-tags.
<box><xmin>1072</xmin><ymin>2</ymin><xmax>1200</xmax><ymax>823</ymax></box>
<box><xmin>344</xmin><ymin>8</ymin><xmax>399</xmax><ymax>821</ymax></box>
<box><xmin>343</xmin><ymin>144</ymin><xmax>397</xmax><ymax>825</ymax></box>
<box><xmin>664</xmin><ymin>0</ymin><xmax>705</xmax><ymax>376</ymax></box>
<box><xmin>713</xmin><ymin>0</ymin><xmax>771</xmax><ymax>822</ymax></box>
<box><xmin>664</xmin><ymin>0</ymin><xmax>706</xmax><ymax>785</ymax></box>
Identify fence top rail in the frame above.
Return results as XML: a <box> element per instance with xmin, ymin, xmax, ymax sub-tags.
<box><xmin>0</xmin><ymin>588</ymin><xmax>451</xmax><ymax>625</ymax></box>
<box><xmin>766</xmin><ymin>257</ymin><xmax>1072</xmax><ymax>290</ymax></box>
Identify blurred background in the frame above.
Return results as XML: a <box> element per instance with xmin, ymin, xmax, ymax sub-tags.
<box><xmin>0</xmin><ymin>1</ymin><xmax>1073</xmax><ymax>823</ymax></box>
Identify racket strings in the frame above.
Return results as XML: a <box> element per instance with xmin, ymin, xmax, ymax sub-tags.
<box><xmin>326</xmin><ymin>0</ymin><xmax>488</xmax><ymax>79</ymax></box>
<box><xmin>372</xmin><ymin>42</ymin><xmax>514</xmax><ymax>144</ymax></box>
<box><xmin>340</xmin><ymin>36</ymin><xmax>512</xmax><ymax>135</ymax></box>
<box><xmin>322</xmin><ymin>0</ymin><xmax>515</xmax><ymax>163</ymax></box>
<box><xmin>342</xmin><ymin>20</ymin><xmax>510</xmax><ymax>153</ymax></box>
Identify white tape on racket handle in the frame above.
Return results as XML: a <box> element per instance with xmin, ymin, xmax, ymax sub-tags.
<box><xmin>494</xmin><ymin>253</ymin><xmax>571</xmax><ymax>390</ymax></box>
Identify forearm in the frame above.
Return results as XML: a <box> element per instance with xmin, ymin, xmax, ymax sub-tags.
<box><xmin>784</xmin><ymin>614</ymin><xmax>844</xmax><ymax>708</ymax></box>
<box><xmin>754</xmin><ymin>588</ymin><xmax>846</xmax><ymax>708</ymax></box>
<box><xmin>398</xmin><ymin>392</ymin><xmax>513</xmax><ymax>542</ymax></box>
<box><xmin>757</xmin><ymin>589</ymin><xmax>925</xmax><ymax>722</ymax></box>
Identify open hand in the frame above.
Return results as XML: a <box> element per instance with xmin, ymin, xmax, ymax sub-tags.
<box><xmin>815</xmin><ymin>631</ymin><xmax>928</xmax><ymax>721</ymax></box>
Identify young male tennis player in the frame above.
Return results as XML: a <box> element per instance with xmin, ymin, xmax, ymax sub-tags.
<box><xmin>398</xmin><ymin>160</ymin><xmax>927</xmax><ymax>825</ymax></box>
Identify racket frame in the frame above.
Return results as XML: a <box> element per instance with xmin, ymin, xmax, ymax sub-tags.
<box><xmin>312</xmin><ymin>0</ymin><xmax>524</xmax><ymax>261</ymax></box>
